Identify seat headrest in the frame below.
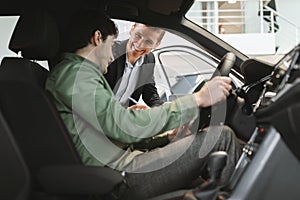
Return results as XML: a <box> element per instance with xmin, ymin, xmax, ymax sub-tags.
<box><xmin>9</xmin><ymin>11</ymin><xmax>59</xmax><ymax>60</ymax></box>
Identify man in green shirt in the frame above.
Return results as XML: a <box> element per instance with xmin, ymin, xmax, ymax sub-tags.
<box><xmin>46</xmin><ymin>10</ymin><xmax>241</xmax><ymax>199</ymax></box>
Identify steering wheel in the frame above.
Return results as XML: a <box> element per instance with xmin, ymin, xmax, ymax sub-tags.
<box><xmin>195</xmin><ymin>52</ymin><xmax>237</xmax><ymax>130</ymax></box>
<box><xmin>211</xmin><ymin>52</ymin><xmax>236</xmax><ymax>78</ymax></box>
<box><xmin>194</xmin><ymin>52</ymin><xmax>236</xmax><ymax>93</ymax></box>
<box><xmin>192</xmin><ymin>52</ymin><xmax>236</xmax><ymax>93</ymax></box>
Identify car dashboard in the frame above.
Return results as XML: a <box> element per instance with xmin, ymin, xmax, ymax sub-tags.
<box><xmin>227</xmin><ymin>44</ymin><xmax>300</xmax><ymax>199</ymax></box>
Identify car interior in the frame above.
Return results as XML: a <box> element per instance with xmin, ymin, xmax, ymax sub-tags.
<box><xmin>1</xmin><ymin>0</ymin><xmax>300</xmax><ymax>199</ymax></box>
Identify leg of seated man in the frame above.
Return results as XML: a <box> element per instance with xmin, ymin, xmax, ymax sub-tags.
<box><xmin>122</xmin><ymin>125</ymin><xmax>241</xmax><ymax>199</ymax></box>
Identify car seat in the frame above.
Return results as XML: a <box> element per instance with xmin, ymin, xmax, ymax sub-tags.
<box><xmin>0</xmin><ymin>110</ymin><xmax>31</xmax><ymax>200</ymax></box>
<box><xmin>0</xmin><ymin>10</ymin><xmax>123</xmax><ymax>199</ymax></box>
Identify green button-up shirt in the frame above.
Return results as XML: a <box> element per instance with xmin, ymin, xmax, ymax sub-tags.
<box><xmin>46</xmin><ymin>53</ymin><xmax>199</xmax><ymax>170</ymax></box>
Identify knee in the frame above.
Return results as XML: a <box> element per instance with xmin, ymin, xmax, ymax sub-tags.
<box><xmin>218</xmin><ymin>125</ymin><xmax>241</xmax><ymax>153</ymax></box>
<box><xmin>220</xmin><ymin>125</ymin><xmax>236</xmax><ymax>139</ymax></box>
<box><xmin>215</xmin><ymin>125</ymin><xmax>239</xmax><ymax>149</ymax></box>
<box><xmin>200</xmin><ymin>125</ymin><xmax>236</xmax><ymax>143</ymax></box>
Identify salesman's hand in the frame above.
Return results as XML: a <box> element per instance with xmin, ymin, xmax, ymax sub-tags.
<box><xmin>127</xmin><ymin>104</ymin><xmax>150</xmax><ymax>110</ymax></box>
<box><xmin>167</xmin><ymin>121</ymin><xmax>193</xmax><ymax>141</ymax></box>
<box><xmin>193</xmin><ymin>76</ymin><xmax>232</xmax><ymax>108</ymax></box>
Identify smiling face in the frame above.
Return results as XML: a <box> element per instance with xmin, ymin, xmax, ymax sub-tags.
<box><xmin>127</xmin><ymin>23</ymin><xmax>164</xmax><ymax>64</ymax></box>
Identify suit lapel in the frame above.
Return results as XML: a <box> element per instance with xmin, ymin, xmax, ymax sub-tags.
<box><xmin>109</xmin><ymin>40</ymin><xmax>128</xmax><ymax>93</ymax></box>
<box><xmin>111</xmin><ymin>40</ymin><xmax>155</xmax><ymax>98</ymax></box>
<box><xmin>114</xmin><ymin>40</ymin><xmax>128</xmax><ymax>80</ymax></box>
<box><xmin>136</xmin><ymin>54</ymin><xmax>154</xmax><ymax>88</ymax></box>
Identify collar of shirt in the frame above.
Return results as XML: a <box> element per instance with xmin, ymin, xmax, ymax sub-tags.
<box><xmin>125</xmin><ymin>54</ymin><xmax>145</xmax><ymax>70</ymax></box>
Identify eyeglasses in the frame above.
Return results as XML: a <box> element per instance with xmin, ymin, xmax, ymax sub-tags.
<box><xmin>132</xmin><ymin>32</ymin><xmax>156</xmax><ymax>48</ymax></box>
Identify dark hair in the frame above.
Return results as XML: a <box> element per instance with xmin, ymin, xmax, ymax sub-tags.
<box><xmin>65</xmin><ymin>9</ymin><xmax>118</xmax><ymax>53</ymax></box>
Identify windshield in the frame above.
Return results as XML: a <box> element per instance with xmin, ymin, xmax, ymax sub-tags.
<box><xmin>185</xmin><ymin>0</ymin><xmax>300</xmax><ymax>65</ymax></box>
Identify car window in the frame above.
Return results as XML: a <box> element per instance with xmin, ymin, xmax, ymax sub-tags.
<box><xmin>113</xmin><ymin>19</ymin><xmax>219</xmax><ymax>101</ymax></box>
<box><xmin>154</xmin><ymin>47</ymin><xmax>217</xmax><ymax>100</ymax></box>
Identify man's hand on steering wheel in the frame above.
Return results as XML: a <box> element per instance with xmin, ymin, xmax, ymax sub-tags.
<box><xmin>193</xmin><ymin>52</ymin><xmax>236</xmax><ymax>107</ymax></box>
<box><xmin>193</xmin><ymin>76</ymin><xmax>232</xmax><ymax>108</ymax></box>
<box><xmin>193</xmin><ymin>52</ymin><xmax>236</xmax><ymax>130</ymax></box>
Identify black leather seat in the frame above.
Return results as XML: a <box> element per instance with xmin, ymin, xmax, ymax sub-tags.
<box><xmin>0</xmin><ymin>10</ymin><xmax>123</xmax><ymax>199</ymax></box>
<box><xmin>0</xmin><ymin>110</ymin><xmax>31</xmax><ymax>200</ymax></box>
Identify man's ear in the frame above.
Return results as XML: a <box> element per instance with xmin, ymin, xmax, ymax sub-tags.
<box><xmin>129</xmin><ymin>23</ymin><xmax>136</xmax><ymax>35</ymax></box>
<box><xmin>92</xmin><ymin>30</ymin><xmax>102</xmax><ymax>46</ymax></box>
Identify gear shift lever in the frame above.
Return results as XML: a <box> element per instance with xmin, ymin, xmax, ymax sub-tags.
<box><xmin>183</xmin><ymin>151</ymin><xmax>228</xmax><ymax>200</ymax></box>
<box><xmin>208</xmin><ymin>151</ymin><xmax>228</xmax><ymax>184</ymax></box>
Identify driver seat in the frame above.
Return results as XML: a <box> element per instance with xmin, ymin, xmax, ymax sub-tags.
<box><xmin>0</xmin><ymin>10</ymin><xmax>123</xmax><ymax>199</ymax></box>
